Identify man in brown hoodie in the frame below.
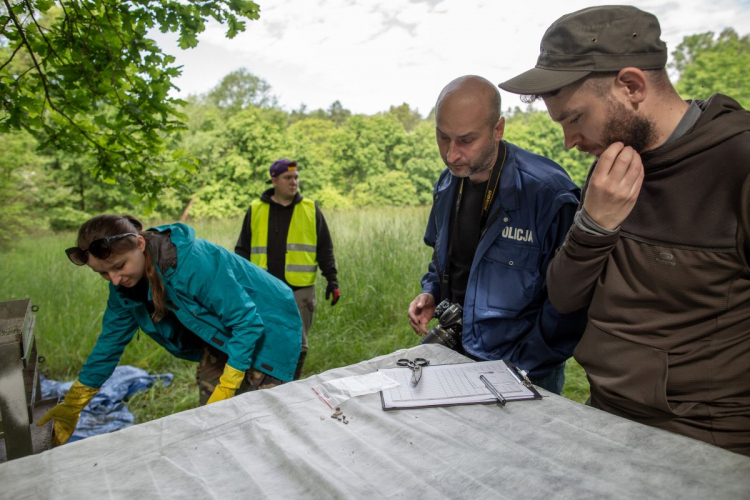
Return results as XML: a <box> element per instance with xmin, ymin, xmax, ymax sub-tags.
<box><xmin>499</xmin><ymin>5</ymin><xmax>750</xmax><ymax>456</ymax></box>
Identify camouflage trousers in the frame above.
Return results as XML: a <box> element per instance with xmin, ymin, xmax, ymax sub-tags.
<box><xmin>197</xmin><ymin>343</ymin><xmax>284</xmax><ymax>406</ymax></box>
<box><xmin>294</xmin><ymin>285</ymin><xmax>315</xmax><ymax>353</ymax></box>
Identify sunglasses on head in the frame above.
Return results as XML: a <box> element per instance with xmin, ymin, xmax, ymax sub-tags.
<box><xmin>65</xmin><ymin>233</ymin><xmax>138</xmax><ymax>266</ymax></box>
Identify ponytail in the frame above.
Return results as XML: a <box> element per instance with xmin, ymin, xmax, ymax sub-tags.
<box><xmin>143</xmin><ymin>244</ymin><xmax>169</xmax><ymax>323</ymax></box>
<box><xmin>123</xmin><ymin>215</ymin><xmax>168</xmax><ymax>322</ymax></box>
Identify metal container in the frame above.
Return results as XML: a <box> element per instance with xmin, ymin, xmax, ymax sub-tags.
<box><xmin>0</xmin><ymin>298</ymin><xmax>55</xmax><ymax>461</ymax></box>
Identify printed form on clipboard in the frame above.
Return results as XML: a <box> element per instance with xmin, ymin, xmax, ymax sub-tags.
<box><xmin>378</xmin><ymin>359</ymin><xmax>541</xmax><ymax>410</ymax></box>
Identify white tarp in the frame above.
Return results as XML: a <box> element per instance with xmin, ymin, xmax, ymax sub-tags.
<box><xmin>1</xmin><ymin>344</ymin><xmax>749</xmax><ymax>499</ymax></box>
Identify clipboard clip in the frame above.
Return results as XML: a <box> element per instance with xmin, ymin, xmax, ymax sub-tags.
<box><xmin>515</xmin><ymin>367</ymin><xmax>533</xmax><ymax>388</ymax></box>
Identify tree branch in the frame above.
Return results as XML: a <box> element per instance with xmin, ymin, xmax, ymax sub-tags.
<box><xmin>9</xmin><ymin>60</ymin><xmax>36</xmax><ymax>82</ymax></box>
<box><xmin>0</xmin><ymin>13</ymin><xmax>12</xmax><ymax>36</ymax></box>
<box><xmin>102</xmin><ymin>4</ymin><xmax>135</xmax><ymax>89</ymax></box>
<box><xmin>22</xmin><ymin>0</ymin><xmax>64</xmax><ymax>63</ymax></box>
<box><xmin>3</xmin><ymin>0</ymin><xmax>107</xmax><ymax>155</ymax></box>
<box><xmin>80</xmin><ymin>1</ymin><xmax>145</xmax><ymax>126</ymax></box>
<box><xmin>0</xmin><ymin>41</ymin><xmax>23</xmax><ymax>72</ymax></box>
<box><xmin>63</xmin><ymin>2</ymin><xmax>97</xmax><ymax>93</ymax></box>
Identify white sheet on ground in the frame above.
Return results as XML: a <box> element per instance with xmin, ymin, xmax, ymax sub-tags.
<box><xmin>1</xmin><ymin>344</ymin><xmax>749</xmax><ymax>499</ymax></box>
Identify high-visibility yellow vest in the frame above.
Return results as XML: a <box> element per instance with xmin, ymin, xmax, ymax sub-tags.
<box><xmin>249</xmin><ymin>198</ymin><xmax>318</xmax><ymax>286</ymax></box>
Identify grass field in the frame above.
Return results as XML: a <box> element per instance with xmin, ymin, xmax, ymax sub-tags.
<box><xmin>0</xmin><ymin>207</ymin><xmax>589</xmax><ymax>423</ymax></box>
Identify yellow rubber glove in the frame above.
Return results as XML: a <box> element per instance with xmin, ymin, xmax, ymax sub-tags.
<box><xmin>37</xmin><ymin>380</ymin><xmax>99</xmax><ymax>446</ymax></box>
<box><xmin>206</xmin><ymin>364</ymin><xmax>246</xmax><ymax>405</ymax></box>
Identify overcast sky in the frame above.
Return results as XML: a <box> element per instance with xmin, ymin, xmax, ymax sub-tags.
<box><xmin>152</xmin><ymin>0</ymin><xmax>750</xmax><ymax>117</ymax></box>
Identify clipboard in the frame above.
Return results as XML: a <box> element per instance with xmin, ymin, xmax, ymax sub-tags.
<box><xmin>378</xmin><ymin>359</ymin><xmax>541</xmax><ymax>410</ymax></box>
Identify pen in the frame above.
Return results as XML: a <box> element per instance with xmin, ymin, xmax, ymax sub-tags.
<box><xmin>479</xmin><ymin>374</ymin><xmax>506</xmax><ymax>406</ymax></box>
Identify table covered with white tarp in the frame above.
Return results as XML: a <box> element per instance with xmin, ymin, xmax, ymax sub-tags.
<box><xmin>1</xmin><ymin>344</ymin><xmax>749</xmax><ymax>499</ymax></box>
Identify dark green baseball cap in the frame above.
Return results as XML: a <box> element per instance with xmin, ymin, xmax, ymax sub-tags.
<box><xmin>498</xmin><ymin>5</ymin><xmax>668</xmax><ymax>95</ymax></box>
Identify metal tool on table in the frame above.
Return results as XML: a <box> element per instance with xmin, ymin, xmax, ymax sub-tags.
<box><xmin>396</xmin><ymin>358</ymin><xmax>430</xmax><ymax>385</ymax></box>
<box><xmin>1</xmin><ymin>299</ymin><xmax>56</xmax><ymax>463</ymax></box>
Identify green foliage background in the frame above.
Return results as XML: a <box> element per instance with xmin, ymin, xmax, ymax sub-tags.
<box><xmin>1</xmin><ymin>0</ymin><xmax>260</xmax><ymax>199</ymax></box>
<box><xmin>671</xmin><ymin>28</ymin><xmax>750</xmax><ymax>109</ymax></box>
<box><xmin>3</xmin><ymin>17</ymin><xmax>749</xmax><ymax>241</ymax></box>
<box><xmin>2</xmin><ymin>0</ymin><xmax>748</xmax><ymax>245</ymax></box>
<box><xmin>0</xmin><ymin>75</ymin><xmax>597</xmax><ymax>238</ymax></box>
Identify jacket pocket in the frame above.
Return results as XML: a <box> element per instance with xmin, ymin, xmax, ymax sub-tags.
<box><xmin>477</xmin><ymin>243</ymin><xmax>540</xmax><ymax>312</ymax></box>
<box><xmin>575</xmin><ymin>323</ymin><xmax>698</xmax><ymax>418</ymax></box>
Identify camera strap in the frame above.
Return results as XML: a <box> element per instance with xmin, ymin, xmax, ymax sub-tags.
<box><xmin>478</xmin><ymin>141</ymin><xmax>506</xmax><ymax>231</ymax></box>
<box><xmin>441</xmin><ymin>141</ymin><xmax>507</xmax><ymax>299</ymax></box>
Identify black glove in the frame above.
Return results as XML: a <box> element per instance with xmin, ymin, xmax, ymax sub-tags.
<box><xmin>325</xmin><ymin>282</ymin><xmax>340</xmax><ymax>306</ymax></box>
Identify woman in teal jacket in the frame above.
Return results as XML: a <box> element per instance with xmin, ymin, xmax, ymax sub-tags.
<box><xmin>39</xmin><ymin>214</ymin><xmax>302</xmax><ymax>445</ymax></box>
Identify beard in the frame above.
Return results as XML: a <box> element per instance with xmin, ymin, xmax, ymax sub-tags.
<box><xmin>600</xmin><ymin>98</ymin><xmax>657</xmax><ymax>154</ymax></box>
<box><xmin>445</xmin><ymin>140</ymin><xmax>498</xmax><ymax>178</ymax></box>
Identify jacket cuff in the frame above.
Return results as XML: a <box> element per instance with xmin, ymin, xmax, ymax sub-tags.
<box><xmin>421</xmin><ymin>283</ymin><xmax>440</xmax><ymax>300</ymax></box>
<box><xmin>227</xmin><ymin>356</ymin><xmax>252</xmax><ymax>373</ymax></box>
<box><xmin>568</xmin><ymin>221</ymin><xmax>621</xmax><ymax>247</ymax></box>
<box><xmin>574</xmin><ymin>209</ymin><xmax>619</xmax><ymax>236</ymax></box>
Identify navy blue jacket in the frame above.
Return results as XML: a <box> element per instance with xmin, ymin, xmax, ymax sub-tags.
<box><xmin>421</xmin><ymin>141</ymin><xmax>587</xmax><ymax>378</ymax></box>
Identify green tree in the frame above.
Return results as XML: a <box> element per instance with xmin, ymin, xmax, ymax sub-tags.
<box><xmin>504</xmin><ymin>109</ymin><xmax>590</xmax><ymax>187</ymax></box>
<box><xmin>358</xmin><ymin>170</ymin><xmax>419</xmax><ymax>206</ymax></box>
<box><xmin>280</xmin><ymin>118</ymin><xmax>336</xmax><ymax>196</ymax></box>
<box><xmin>177</xmin><ymin>105</ymin><xmax>287</xmax><ymax>219</ymax></box>
<box><xmin>40</xmin><ymin>150</ymin><xmax>152</xmax><ymax>230</ymax></box>
<box><xmin>327</xmin><ymin>100</ymin><xmax>351</xmax><ymax>125</ymax></box>
<box><xmin>0</xmin><ymin>130</ymin><xmax>44</xmax><ymax>248</ymax></box>
<box><xmin>671</xmin><ymin>28</ymin><xmax>750</xmax><ymax>108</ymax></box>
<box><xmin>288</xmin><ymin>103</ymin><xmax>330</xmax><ymax>125</ymax></box>
<box><xmin>398</xmin><ymin>120</ymin><xmax>444</xmax><ymax>204</ymax></box>
<box><xmin>206</xmin><ymin>68</ymin><xmax>277</xmax><ymax>111</ymax></box>
<box><xmin>328</xmin><ymin>114</ymin><xmax>406</xmax><ymax>198</ymax></box>
<box><xmin>1</xmin><ymin>0</ymin><xmax>260</xmax><ymax>199</ymax></box>
<box><xmin>386</xmin><ymin>103</ymin><xmax>422</xmax><ymax>132</ymax></box>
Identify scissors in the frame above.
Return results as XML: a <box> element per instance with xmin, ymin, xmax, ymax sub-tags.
<box><xmin>397</xmin><ymin>358</ymin><xmax>430</xmax><ymax>385</ymax></box>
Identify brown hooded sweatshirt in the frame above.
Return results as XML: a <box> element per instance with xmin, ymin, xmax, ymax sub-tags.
<box><xmin>547</xmin><ymin>94</ymin><xmax>750</xmax><ymax>456</ymax></box>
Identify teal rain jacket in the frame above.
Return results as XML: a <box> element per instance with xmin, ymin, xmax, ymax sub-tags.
<box><xmin>78</xmin><ymin>223</ymin><xmax>302</xmax><ymax>388</ymax></box>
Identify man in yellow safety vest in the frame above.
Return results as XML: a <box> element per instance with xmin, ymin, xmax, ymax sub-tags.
<box><xmin>236</xmin><ymin>159</ymin><xmax>339</xmax><ymax>379</ymax></box>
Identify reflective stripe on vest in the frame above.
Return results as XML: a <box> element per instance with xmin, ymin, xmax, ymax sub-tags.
<box><xmin>249</xmin><ymin>198</ymin><xmax>318</xmax><ymax>286</ymax></box>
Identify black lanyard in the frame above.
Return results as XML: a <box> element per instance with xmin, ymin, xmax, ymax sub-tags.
<box><xmin>439</xmin><ymin>141</ymin><xmax>508</xmax><ymax>300</ymax></box>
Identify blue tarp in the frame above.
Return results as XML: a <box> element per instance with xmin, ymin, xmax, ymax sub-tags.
<box><xmin>41</xmin><ymin>365</ymin><xmax>173</xmax><ymax>443</ymax></box>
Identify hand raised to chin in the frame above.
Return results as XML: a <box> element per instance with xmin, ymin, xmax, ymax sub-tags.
<box><xmin>583</xmin><ymin>142</ymin><xmax>645</xmax><ymax>230</ymax></box>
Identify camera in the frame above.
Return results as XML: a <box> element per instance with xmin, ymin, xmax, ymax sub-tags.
<box><xmin>420</xmin><ymin>299</ymin><xmax>463</xmax><ymax>350</ymax></box>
